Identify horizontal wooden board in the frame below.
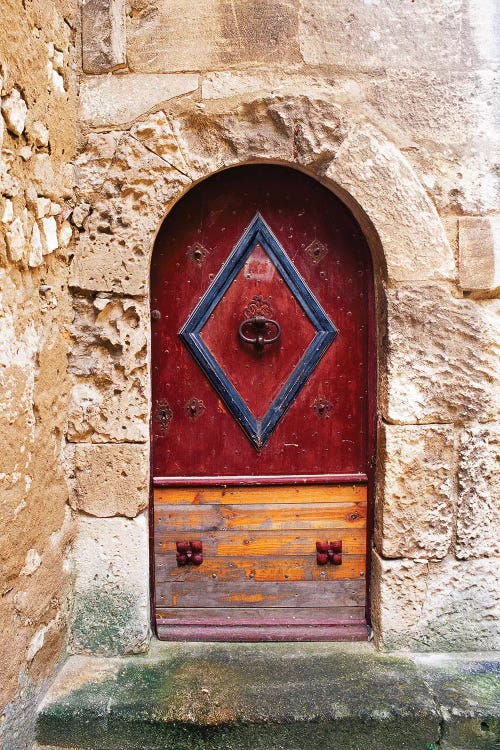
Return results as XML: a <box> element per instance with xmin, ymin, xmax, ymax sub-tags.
<box><xmin>156</xmin><ymin>607</ymin><xmax>366</xmax><ymax>625</ymax></box>
<box><xmin>155</xmin><ymin>529</ymin><xmax>366</xmax><ymax>556</ymax></box>
<box><xmin>155</xmin><ymin>554</ymin><xmax>365</xmax><ymax>582</ymax></box>
<box><xmin>156</xmin><ymin>625</ymin><xmax>367</xmax><ymax>641</ymax></box>
<box><xmin>154</xmin><ymin>484</ymin><xmax>367</xmax><ymax>505</ymax></box>
<box><xmin>156</xmin><ymin>580</ymin><xmax>365</xmax><ymax>608</ymax></box>
<box><xmin>155</xmin><ymin>502</ymin><xmax>366</xmax><ymax>533</ymax></box>
<box><xmin>154</xmin><ymin>475</ymin><xmax>368</xmax><ymax>487</ymax></box>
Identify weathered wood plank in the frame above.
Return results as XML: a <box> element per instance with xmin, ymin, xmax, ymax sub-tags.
<box><xmin>155</xmin><ymin>553</ymin><xmax>366</xmax><ymax>582</ymax></box>
<box><xmin>155</xmin><ymin>502</ymin><xmax>366</xmax><ymax>532</ymax></box>
<box><xmin>156</xmin><ymin>606</ymin><xmax>366</xmax><ymax>625</ymax></box>
<box><xmin>156</xmin><ymin>580</ymin><xmax>365</xmax><ymax>608</ymax></box>
<box><xmin>156</xmin><ymin>623</ymin><xmax>368</xmax><ymax>641</ymax></box>
<box><xmin>154</xmin><ymin>484</ymin><xmax>367</xmax><ymax>505</ymax></box>
<box><xmin>155</xmin><ymin>529</ymin><xmax>366</xmax><ymax>556</ymax></box>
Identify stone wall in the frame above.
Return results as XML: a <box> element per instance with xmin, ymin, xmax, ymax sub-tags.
<box><xmin>0</xmin><ymin>0</ymin><xmax>77</xmax><ymax>746</ymax></box>
<box><xmin>69</xmin><ymin>0</ymin><xmax>499</xmax><ymax>656</ymax></box>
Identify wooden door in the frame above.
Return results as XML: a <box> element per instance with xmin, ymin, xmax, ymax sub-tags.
<box><xmin>151</xmin><ymin>165</ymin><xmax>375</xmax><ymax>641</ymax></box>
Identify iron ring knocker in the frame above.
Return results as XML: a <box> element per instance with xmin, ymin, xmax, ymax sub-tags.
<box><xmin>238</xmin><ymin>315</ymin><xmax>281</xmax><ymax>352</ymax></box>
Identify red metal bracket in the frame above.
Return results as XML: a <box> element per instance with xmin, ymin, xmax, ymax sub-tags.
<box><xmin>316</xmin><ymin>540</ymin><xmax>342</xmax><ymax>565</ymax></box>
<box><xmin>176</xmin><ymin>540</ymin><xmax>203</xmax><ymax>567</ymax></box>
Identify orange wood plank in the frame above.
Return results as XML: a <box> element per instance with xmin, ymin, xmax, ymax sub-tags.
<box><xmin>155</xmin><ymin>528</ymin><xmax>366</xmax><ymax>556</ymax></box>
<box><xmin>155</xmin><ymin>553</ymin><xmax>366</xmax><ymax>582</ymax></box>
<box><xmin>155</xmin><ymin>502</ymin><xmax>366</xmax><ymax>533</ymax></box>
<box><xmin>154</xmin><ymin>484</ymin><xmax>367</xmax><ymax>506</ymax></box>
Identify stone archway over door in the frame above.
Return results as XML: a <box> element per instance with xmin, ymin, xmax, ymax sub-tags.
<box><xmin>70</xmin><ymin>94</ymin><xmax>500</xmax><ymax>655</ymax></box>
<box><xmin>150</xmin><ymin>164</ymin><xmax>375</xmax><ymax>641</ymax></box>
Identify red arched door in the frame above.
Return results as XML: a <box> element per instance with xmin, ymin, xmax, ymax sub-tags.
<box><xmin>151</xmin><ymin>165</ymin><xmax>375</xmax><ymax>641</ymax></box>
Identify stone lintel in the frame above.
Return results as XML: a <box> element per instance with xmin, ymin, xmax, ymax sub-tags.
<box><xmin>79</xmin><ymin>74</ymin><xmax>199</xmax><ymax>127</ymax></box>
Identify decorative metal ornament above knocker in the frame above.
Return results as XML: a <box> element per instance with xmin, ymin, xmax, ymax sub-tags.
<box><xmin>238</xmin><ymin>295</ymin><xmax>281</xmax><ymax>352</ymax></box>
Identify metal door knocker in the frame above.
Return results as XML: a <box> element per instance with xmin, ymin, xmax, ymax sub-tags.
<box><xmin>238</xmin><ymin>315</ymin><xmax>281</xmax><ymax>351</ymax></box>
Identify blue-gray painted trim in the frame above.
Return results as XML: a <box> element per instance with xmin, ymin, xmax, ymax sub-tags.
<box><xmin>180</xmin><ymin>214</ymin><xmax>337</xmax><ymax>449</ymax></box>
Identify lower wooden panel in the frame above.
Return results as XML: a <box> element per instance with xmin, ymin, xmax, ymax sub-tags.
<box><xmin>155</xmin><ymin>502</ymin><xmax>366</xmax><ymax>532</ymax></box>
<box><xmin>155</xmin><ymin>485</ymin><xmax>367</xmax><ymax>505</ymax></box>
<box><xmin>154</xmin><ymin>483</ymin><xmax>368</xmax><ymax>641</ymax></box>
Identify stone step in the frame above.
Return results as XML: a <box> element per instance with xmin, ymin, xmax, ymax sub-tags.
<box><xmin>36</xmin><ymin>642</ymin><xmax>499</xmax><ymax>750</ymax></box>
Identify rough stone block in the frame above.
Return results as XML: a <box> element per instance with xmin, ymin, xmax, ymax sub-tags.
<box><xmin>361</xmin><ymin>70</ymin><xmax>500</xmax><ymax>214</ymax></box>
<box><xmin>71</xmin><ymin>514</ymin><xmax>150</xmax><ymax>655</ymax></box>
<box><xmin>201</xmin><ymin>69</ymin><xmax>283</xmax><ymax>100</ymax></box>
<box><xmin>300</xmin><ymin>0</ymin><xmax>466</xmax><ymax>71</ymax></box>
<box><xmin>126</xmin><ymin>0</ymin><xmax>300</xmax><ymax>73</ymax></box>
<box><xmin>68</xmin><ymin>444</ymin><xmax>149</xmax><ymax>518</ymax></box>
<box><xmin>69</xmin><ymin>295</ymin><xmax>148</xmax><ymax>378</ymax></box>
<box><xmin>67</xmin><ymin>377</ymin><xmax>148</xmax><ymax>442</ymax></box>
<box><xmin>6</xmin><ymin>216</ymin><xmax>26</xmax><ymax>261</ymax></box>
<box><xmin>170</xmin><ymin>92</ymin><xmax>353</xmax><ymax>181</ymax></box>
<box><xmin>325</xmin><ymin>124</ymin><xmax>454</xmax><ymax>283</ymax></box>
<box><xmin>82</xmin><ymin>0</ymin><xmax>126</xmax><ymax>74</ymax></box>
<box><xmin>31</xmin><ymin>154</ymin><xmax>75</xmax><ymax>202</ymax></box>
<box><xmin>384</xmin><ymin>284</ymin><xmax>499</xmax><ymax>424</ymax></box>
<box><xmin>459</xmin><ymin>216</ymin><xmax>500</xmax><ymax>293</ymax></box>
<box><xmin>28</xmin><ymin>120</ymin><xmax>50</xmax><ymax>148</ymax></box>
<box><xmin>70</xmin><ymin>135</ymin><xmax>190</xmax><ymax>294</ymax></box>
<box><xmin>456</xmin><ymin>423</ymin><xmax>500</xmax><ymax>560</ymax></box>
<box><xmin>74</xmin><ymin>131</ymin><xmax>122</xmax><ymax>197</ymax></box>
<box><xmin>67</xmin><ymin>295</ymin><xmax>149</xmax><ymax>442</ymax></box>
<box><xmin>130</xmin><ymin>111</ymin><xmax>189</xmax><ymax>175</ymax></box>
<box><xmin>463</xmin><ymin>0</ymin><xmax>500</xmax><ymax>67</ymax></box>
<box><xmin>28</xmin><ymin>222</ymin><xmax>44</xmax><ymax>267</ymax></box>
<box><xmin>372</xmin><ymin>552</ymin><xmax>500</xmax><ymax>651</ymax></box>
<box><xmin>79</xmin><ymin>74</ymin><xmax>198</xmax><ymax>127</ymax></box>
<box><xmin>365</xmin><ymin>70</ymin><xmax>499</xmax><ymax>149</ymax></box>
<box><xmin>1</xmin><ymin>88</ymin><xmax>27</xmax><ymax>135</ymax></box>
<box><xmin>376</xmin><ymin>424</ymin><xmax>455</xmax><ymax>560</ymax></box>
<box><xmin>166</xmin><ymin>97</ymin><xmax>292</xmax><ymax>180</ymax></box>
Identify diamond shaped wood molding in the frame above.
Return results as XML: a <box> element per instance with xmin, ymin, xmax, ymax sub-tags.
<box><xmin>180</xmin><ymin>214</ymin><xmax>337</xmax><ymax>449</ymax></box>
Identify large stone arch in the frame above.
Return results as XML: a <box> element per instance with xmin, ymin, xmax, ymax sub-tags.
<box><xmin>72</xmin><ymin>94</ymin><xmax>454</xmax><ymax>294</ymax></box>
<box><xmin>69</xmin><ymin>93</ymin><xmax>498</xmax><ymax>652</ymax></box>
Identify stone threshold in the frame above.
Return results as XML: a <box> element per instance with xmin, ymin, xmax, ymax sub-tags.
<box><xmin>36</xmin><ymin>641</ymin><xmax>499</xmax><ymax>750</ymax></box>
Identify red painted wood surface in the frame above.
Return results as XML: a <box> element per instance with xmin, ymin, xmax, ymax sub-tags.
<box><xmin>151</xmin><ymin>165</ymin><xmax>375</xmax><ymax>640</ymax></box>
<box><xmin>151</xmin><ymin>165</ymin><xmax>374</xmax><ymax>478</ymax></box>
